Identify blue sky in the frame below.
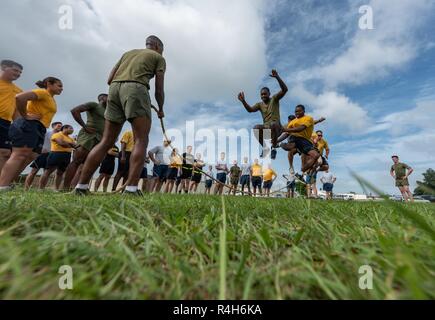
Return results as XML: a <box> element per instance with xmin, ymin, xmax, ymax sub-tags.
<box><xmin>1</xmin><ymin>0</ymin><xmax>434</xmax><ymax>194</ymax></box>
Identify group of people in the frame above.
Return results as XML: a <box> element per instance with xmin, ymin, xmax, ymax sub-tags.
<box><xmin>0</xmin><ymin>34</ymin><xmax>414</xmax><ymax>200</ymax></box>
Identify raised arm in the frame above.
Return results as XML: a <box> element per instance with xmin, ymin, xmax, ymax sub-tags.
<box><xmin>314</xmin><ymin>117</ymin><xmax>326</xmax><ymax>125</ymax></box>
<box><xmin>71</xmin><ymin>104</ymin><xmax>96</xmax><ymax>134</ymax></box>
<box><xmin>238</xmin><ymin>92</ymin><xmax>260</xmax><ymax>113</ymax></box>
<box><xmin>270</xmin><ymin>69</ymin><xmax>288</xmax><ymax>100</ymax></box>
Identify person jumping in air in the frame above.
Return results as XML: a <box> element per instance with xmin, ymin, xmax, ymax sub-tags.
<box><xmin>238</xmin><ymin>69</ymin><xmax>288</xmax><ymax>160</ymax></box>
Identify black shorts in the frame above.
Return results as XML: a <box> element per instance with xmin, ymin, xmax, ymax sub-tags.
<box><xmin>46</xmin><ymin>152</ymin><xmax>72</xmax><ymax>172</ymax></box>
<box><xmin>153</xmin><ymin>164</ymin><xmax>169</xmax><ymax>180</ymax></box>
<box><xmin>323</xmin><ymin>183</ymin><xmax>333</xmax><ymax>192</ymax></box>
<box><xmin>252</xmin><ymin>176</ymin><xmax>262</xmax><ymax>188</ymax></box>
<box><xmin>8</xmin><ymin>118</ymin><xmax>46</xmax><ymax>154</ymax></box>
<box><xmin>240</xmin><ymin>175</ymin><xmax>250</xmax><ymax>186</ymax></box>
<box><xmin>287</xmin><ymin>181</ymin><xmax>295</xmax><ymax>191</ymax></box>
<box><xmin>167</xmin><ymin>167</ymin><xmax>178</xmax><ymax>181</ymax></box>
<box><xmin>263</xmin><ymin>180</ymin><xmax>273</xmax><ymax>189</ymax></box>
<box><xmin>205</xmin><ymin>180</ymin><xmax>213</xmax><ymax>189</ymax></box>
<box><xmin>191</xmin><ymin>172</ymin><xmax>202</xmax><ymax>183</ymax></box>
<box><xmin>181</xmin><ymin>165</ymin><xmax>193</xmax><ymax>179</ymax></box>
<box><xmin>100</xmin><ymin>156</ymin><xmax>116</xmax><ymax>175</ymax></box>
<box><xmin>0</xmin><ymin>118</ymin><xmax>12</xmax><ymax>150</ymax></box>
<box><xmin>216</xmin><ymin>172</ymin><xmax>227</xmax><ymax>184</ymax></box>
<box><xmin>30</xmin><ymin>152</ymin><xmax>49</xmax><ymax>170</ymax></box>
<box><xmin>175</xmin><ymin>176</ymin><xmax>182</xmax><ymax>186</ymax></box>
<box><xmin>140</xmin><ymin>167</ymin><xmax>148</xmax><ymax>179</ymax></box>
<box><xmin>117</xmin><ymin>152</ymin><xmax>131</xmax><ymax>175</ymax></box>
<box><xmin>288</xmin><ymin>136</ymin><xmax>316</xmax><ymax>155</ymax></box>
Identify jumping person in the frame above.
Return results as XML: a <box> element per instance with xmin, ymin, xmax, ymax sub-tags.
<box><xmin>93</xmin><ymin>145</ymin><xmax>119</xmax><ymax>192</ymax></box>
<box><xmin>180</xmin><ymin>146</ymin><xmax>194</xmax><ymax>194</ymax></box>
<box><xmin>165</xmin><ymin>148</ymin><xmax>182</xmax><ymax>194</ymax></box>
<box><xmin>112</xmin><ymin>130</ymin><xmax>134</xmax><ymax>191</ymax></box>
<box><xmin>39</xmin><ymin>125</ymin><xmax>76</xmax><ymax>190</ymax></box>
<box><xmin>62</xmin><ymin>94</ymin><xmax>108</xmax><ymax>190</ymax></box>
<box><xmin>282</xmin><ymin>105</ymin><xmax>320</xmax><ymax>174</ymax></box>
<box><xmin>214</xmin><ymin>152</ymin><xmax>228</xmax><ymax>195</ymax></box>
<box><xmin>240</xmin><ymin>157</ymin><xmax>251</xmax><ymax>196</ymax></box>
<box><xmin>0</xmin><ymin>77</ymin><xmax>63</xmax><ymax>191</ymax></box>
<box><xmin>190</xmin><ymin>153</ymin><xmax>205</xmax><ymax>193</ymax></box>
<box><xmin>75</xmin><ymin>35</ymin><xmax>166</xmax><ymax>196</ymax></box>
<box><xmin>25</xmin><ymin>121</ymin><xmax>62</xmax><ymax>189</ymax></box>
<box><xmin>0</xmin><ymin>60</ymin><xmax>23</xmax><ymax>174</ymax></box>
<box><xmin>204</xmin><ymin>165</ymin><xmax>214</xmax><ymax>195</ymax></box>
<box><xmin>228</xmin><ymin>160</ymin><xmax>242</xmax><ymax>196</ymax></box>
<box><xmin>263</xmin><ymin>164</ymin><xmax>277</xmax><ymax>197</ymax></box>
<box><xmin>148</xmin><ymin>140</ymin><xmax>171</xmax><ymax>193</ymax></box>
<box><xmin>238</xmin><ymin>70</ymin><xmax>288</xmax><ymax>159</ymax></box>
<box><xmin>251</xmin><ymin>158</ymin><xmax>263</xmax><ymax>197</ymax></box>
<box><xmin>390</xmin><ymin>155</ymin><xmax>414</xmax><ymax>202</ymax></box>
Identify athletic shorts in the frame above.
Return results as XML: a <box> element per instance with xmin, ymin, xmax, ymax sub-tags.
<box><xmin>8</xmin><ymin>118</ymin><xmax>46</xmax><ymax>154</ymax></box>
<box><xmin>205</xmin><ymin>180</ymin><xmax>213</xmax><ymax>189</ymax></box>
<box><xmin>30</xmin><ymin>152</ymin><xmax>49</xmax><ymax>170</ymax></box>
<box><xmin>396</xmin><ymin>178</ymin><xmax>409</xmax><ymax>187</ymax></box>
<box><xmin>191</xmin><ymin>172</ymin><xmax>202</xmax><ymax>183</ymax></box>
<box><xmin>99</xmin><ymin>156</ymin><xmax>116</xmax><ymax>175</ymax></box>
<box><xmin>230</xmin><ymin>177</ymin><xmax>240</xmax><ymax>186</ymax></box>
<box><xmin>252</xmin><ymin>176</ymin><xmax>262</xmax><ymax>188</ymax></box>
<box><xmin>153</xmin><ymin>164</ymin><xmax>169</xmax><ymax>180</ymax></box>
<box><xmin>117</xmin><ymin>152</ymin><xmax>131</xmax><ymax>175</ymax></box>
<box><xmin>0</xmin><ymin>118</ymin><xmax>12</xmax><ymax>150</ymax></box>
<box><xmin>175</xmin><ymin>176</ymin><xmax>182</xmax><ymax>186</ymax></box>
<box><xmin>306</xmin><ymin>172</ymin><xmax>317</xmax><ymax>184</ymax></box>
<box><xmin>216</xmin><ymin>172</ymin><xmax>227</xmax><ymax>184</ymax></box>
<box><xmin>76</xmin><ymin>129</ymin><xmax>102</xmax><ymax>151</ymax></box>
<box><xmin>287</xmin><ymin>181</ymin><xmax>295</xmax><ymax>191</ymax></box>
<box><xmin>46</xmin><ymin>152</ymin><xmax>72</xmax><ymax>172</ymax></box>
<box><xmin>323</xmin><ymin>183</ymin><xmax>333</xmax><ymax>192</ymax></box>
<box><xmin>167</xmin><ymin>167</ymin><xmax>178</xmax><ymax>181</ymax></box>
<box><xmin>288</xmin><ymin>136</ymin><xmax>316</xmax><ymax>155</ymax></box>
<box><xmin>140</xmin><ymin>167</ymin><xmax>148</xmax><ymax>179</ymax></box>
<box><xmin>263</xmin><ymin>180</ymin><xmax>273</xmax><ymax>189</ymax></box>
<box><xmin>106</xmin><ymin>82</ymin><xmax>152</xmax><ymax>124</ymax></box>
<box><xmin>181</xmin><ymin>165</ymin><xmax>193</xmax><ymax>179</ymax></box>
<box><xmin>240</xmin><ymin>175</ymin><xmax>250</xmax><ymax>186</ymax></box>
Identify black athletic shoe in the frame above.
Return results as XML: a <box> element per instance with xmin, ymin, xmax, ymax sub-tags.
<box><xmin>122</xmin><ymin>190</ymin><xmax>144</xmax><ymax>197</ymax></box>
<box><xmin>271</xmin><ymin>149</ymin><xmax>277</xmax><ymax>160</ymax></box>
<box><xmin>73</xmin><ymin>188</ymin><xmax>90</xmax><ymax>196</ymax></box>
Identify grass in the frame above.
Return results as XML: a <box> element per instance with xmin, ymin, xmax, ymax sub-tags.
<box><xmin>0</xmin><ymin>190</ymin><xmax>434</xmax><ymax>300</ymax></box>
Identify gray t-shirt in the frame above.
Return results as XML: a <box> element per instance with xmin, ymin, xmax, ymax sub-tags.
<box><xmin>216</xmin><ymin>160</ymin><xmax>228</xmax><ymax>173</ymax></box>
<box><xmin>241</xmin><ymin>163</ymin><xmax>251</xmax><ymax>176</ymax></box>
<box><xmin>149</xmin><ymin>145</ymin><xmax>171</xmax><ymax>165</ymax></box>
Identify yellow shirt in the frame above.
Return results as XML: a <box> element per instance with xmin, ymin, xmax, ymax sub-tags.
<box><xmin>311</xmin><ymin>134</ymin><xmax>329</xmax><ymax>155</ymax></box>
<box><xmin>263</xmin><ymin>169</ymin><xmax>277</xmax><ymax>181</ymax></box>
<box><xmin>27</xmin><ymin>89</ymin><xmax>57</xmax><ymax>128</ymax></box>
<box><xmin>121</xmin><ymin>131</ymin><xmax>134</xmax><ymax>152</ymax></box>
<box><xmin>287</xmin><ymin>115</ymin><xmax>314</xmax><ymax>141</ymax></box>
<box><xmin>0</xmin><ymin>80</ymin><xmax>22</xmax><ymax>121</ymax></box>
<box><xmin>251</xmin><ymin>164</ymin><xmax>263</xmax><ymax>177</ymax></box>
<box><xmin>51</xmin><ymin>132</ymin><xmax>75</xmax><ymax>153</ymax></box>
<box><xmin>170</xmin><ymin>154</ymin><xmax>182</xmax><ymax>168</ymax></box>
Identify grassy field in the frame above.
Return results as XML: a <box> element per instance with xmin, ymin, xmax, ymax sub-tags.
<box><xmin>0</xmin><ymin>190</ymin><xmax>434</xmax><ymax>300</ymax></box>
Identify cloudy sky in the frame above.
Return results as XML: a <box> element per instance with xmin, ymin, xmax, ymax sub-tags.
<box><xmin>2</xmin><ymin>0</ymin><xmax>434</xmax><ymax>194</ymax></box>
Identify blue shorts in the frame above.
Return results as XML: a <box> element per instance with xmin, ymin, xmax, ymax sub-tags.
<box><xmin>240</xmin><ymin>175</ymin><xmax>250</xmax><ymax>186</ymax></box>
<box><xmin>205</xmin><ymin>180</ymin><xmax>213</xmax><ymax>189</ymax></box>
<box><xmin>263</xmin><ymin>180</ymin><xmax>273</xmax><ymax>189</ymax></box>
<box><xmin>0</xmin><ymin>118</ymin><xmax>12</xmax><ymax>150</ymax></box>
<box><xmin>46</xmin><ymin>152</ymin><xmax>71</xmax><ymax>172</ymax></box>
<box><xmin>216</xmin><ymin>172</ymin><xmax>227</xmax><ymax>184</ymax></box>
<box><xmin>30</xmin><ymin>152</ymin><xmax>49</xmax><ymax>170</ymax></box>
<box><xmin>289</xmin><ymin>136</ymin><xmax>316</xmax><ymax>155</ymax></box>
<box><xmin>153</xmin><ymin>164</ymin><xmax>169</xmax><ymax>180</ymax></box>
<box><xmin>167</xmin><ymin>167</ymin><xmax>178</xmax><ymax>181</ymax></box>
<box><xmin>306</xmin><ymin>172</ymin><xmax>317</xmax><ymax>184</ymax></box>
<box><xmin>323</xmin><ymin>183</ymin><xmax>333</xmax><ymax>192</ymax></box>
<box><xmin>140</xmin><ymin>167</ymin><xmax>148</xmax><ymax>179</ymax></box>
<box><xmin>252</xmin><ymin>176</ymin><xmax>262</xmax><ymax>188</ymax></box>
<box><xmin>8</xmin><ymin>118</ymin><xmax>46</xmax><ymax>154</ymax></box>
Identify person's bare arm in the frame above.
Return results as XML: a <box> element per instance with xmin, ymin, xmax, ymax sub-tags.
<box><xmin>148</xmin><ymin>150</ymin><xmax>157</xmax><ymax>164</ymax></box>
<box><xmin>15</xmin><ymin>91</ymin><xmax>38</xmax><ymax>119</ymax></box>
<box><xmin>277</xmin><ymin>132</ymin><xmax>290</xmax><ymax>143</ymax></box>
<box><xmin>107</xmin><ymin>58</ymin><xmax>122</xmax><ymax>85</ymax></box>
<box><xmin>71</xmin><ymin>104</ymin><xmax>96</xmax><ymax>134</ymax></box>
<box><xmin>53</xmin><ymin>138</ymin><xmax>74</xmax><ymax>148</ymax></box>
<box><xmin>390</xmin><ymin>168</ymin><xmax>395</xmax><ymax>178</ymax></box>
<box><xmin>108</xmin><ymin>149</ymin><xmax>118</xmax><ymax>157</ymax></box>
<box><xmin>120</xmin><ymin>142</ymin><xmax>127</xmax><ymax>162</ymax></box>
<box><xmin>155</xmin><ymin>70</ymin><xmax>165</xmax><ymax>119</ymax></box>
<box><xmin>314</xmin><ymin>117</ymin><xmax>326</xmax><ymax>125</ymax></box>
<box><xmin>325</xmin><ymin>148</ymin><xmax>330</xmax><ymax>159</ymax></box>
<box><xmin>405</xmin><ymin>167</ymin><xmax>414</xmax><ymax>178</ymax></box>
<box><xmin>270</xmin><ymin>69</ymin><xmax>288</xmax><ymax>100</ymax></box>
<box><xmin>238</xmin><ymin>92</ymin><xmax>260</xmax><ymax>113</ymax></box>
<box><xmin>283</xmin><ymin>125</ymin><xmax>307</xmax><ymax>133</ymax></box>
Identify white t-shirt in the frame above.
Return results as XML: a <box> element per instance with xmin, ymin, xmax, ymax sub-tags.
<box><xmin>149</xmin><ymin>145</ymin><xmax>171</xmax><ymax>165</ymax></box>
<box><xmin>206</xmin><ymin>169</ymin><xmax>214</xmax><ymax>181</ymax></box>
<box><xmin>42</xmin><ymin>130</ymin><xmax>54</xmax><ymax>152</ymax></box>
<box><xmin>216</xmin><ymin>159</ymin><xmax>228</xmax><ymax>173</ymax></box>
<box><xmin>321</xmin><ymin>172</ymin><xmax>336</xmax><ymax>184</ymax></box>
<box><xmin>241</xmin><ymin>163</ymin><xmax>251</xmax><ymax>176</ymax></box>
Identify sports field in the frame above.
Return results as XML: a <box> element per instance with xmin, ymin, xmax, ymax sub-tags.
<box><xmin>0</xmin><ymin>190</ymin><xmax>434</xmax><ymax>300</ymax></box>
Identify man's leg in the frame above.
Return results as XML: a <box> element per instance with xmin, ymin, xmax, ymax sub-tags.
<box><xmin>78</xmin><ymin>121</ymin><xmax>123</xmax><ymax>189</ymax></box>
<box><xmin>398</xmin><ymin>187</ymin><xmax>408</xmax><ymax>201</ymax></box>
<box><xmin>302</xmin><ymin>150</ymin><xmax>320</xmax><ymax>173</ymax></box>
<box><xmin>253</xmin><ymin>125</ymin><xmax>264</xmax><ymax>147</ymax></box>
<box><xmin>0</xmin><ymin>148</ymin><xmax>34</xmax><ymax>187</ymax></box>
<box><xmin>404</xmin><ymin>186</ymin><xmax>413</xmax><ymax>202</ymax></box>
<box><xmin>25</xmin><ymin>167</ymin><xmax>39</xmax><ymax>190</ymax></box>
<box><xmin>54</xmin><ymin>170</ymin><xmax>65</xmax><ymax>190</ymax></box>
<box><xmin>63</xmin><ymin>147</ymin><xmax>89</xmax><ymax>190</ymax></box>
<box><xmin>0</xmin><ymin>149</ymin><xmax>11</xmax><ymax>174</ymax></box>
<box><xmin>124</xmin><ymin>117</ymin><xmax>151</xmax><ymax>189</ymax></box>
<box><xmin>94</xmin><ymin>174</ymin><xmax>104</xmax><ymax>192</ymax></box>
<box><xmin>39</xmin><ymin>168</ymin><xmax>56</xmax><ymax>189</ymax></box>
